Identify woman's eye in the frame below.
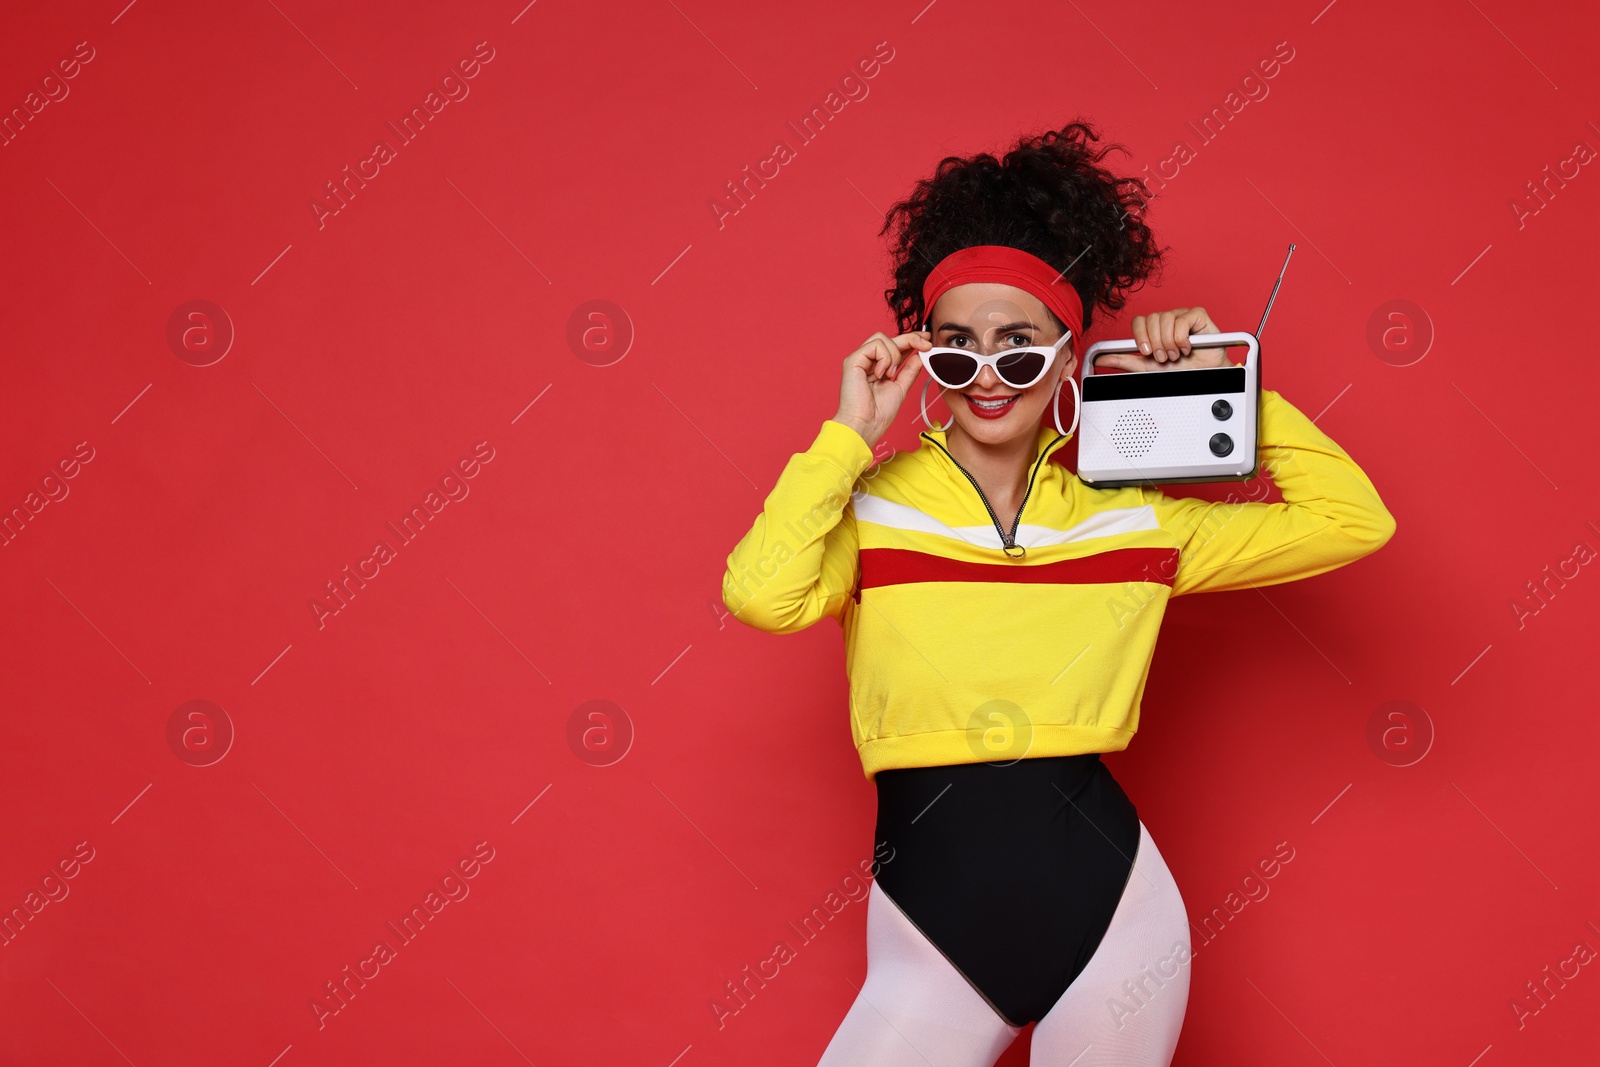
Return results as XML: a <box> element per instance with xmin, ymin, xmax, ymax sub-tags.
<box><xmin>1008</xmin><ymin>333</ymin><xmax>1030</xmax><ymax>347</ymax></box>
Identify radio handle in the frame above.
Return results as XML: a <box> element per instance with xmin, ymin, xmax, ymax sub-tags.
<box><xmin>1082</xmin><ymin>332</ymin><xmax>1259</xmax><ymax>378</ymax></box>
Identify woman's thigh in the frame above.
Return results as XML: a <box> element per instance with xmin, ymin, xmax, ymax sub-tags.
<box><xmin>1028</xmin><ymin>820</ymin><xmax>1192</xmax><ymax>1066</ymax></box>
<box><xmin>814</xmin><ymin>879</ymin><xmax>1022</xmax><ymax>1067</ymax></box>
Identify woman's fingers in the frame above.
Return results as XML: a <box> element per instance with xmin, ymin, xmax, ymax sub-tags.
<box><xmin>1131</xmin><ymin>314</ymin><xmax>1153</xmax><ymax>357</ymax></box>
<box><xmin>1175</xmin><ymin>309</ymin><xmax>1196</xmax><ymax>358</ymax></box>
<box><xmin>1137</xmin><ymin>313</ymin><xmax>1172</xmax><ymax>361</ymax></box>
<box><xmin>844</xmin><ymin>345</ymin><xmax>873</xmax><ymax>384</ymax></box>
<box><xmin>1131</xmin><ymin>308</ymin><xmax>1221</xmax><ymax>361</ymax></box>
<box><xmin>1148</xmin><ymin>310</ymin><xmax>1169</xmax><ymax>362</ymax></box>
<box><xmin>1179</xmin><ymin>306</ymin><xmax>1219</xmax><ymax>357</ymax></box>
<box><xmin>869</xmin><ymin>330</ymin><xmax>929</xmax><ymax>381</ymax></box>
<box><xmin>1167</xmin><ymin>310</ymin><xmax>1184</xmax><ymax>357</ymax></box>
<box><xmin>889</xmin><ymin>330</ymin><xmax>930</xmax><ymax>379</ymax></box>
<box><xmin>854</xmin><ymin>333</ymin><xmax>891</xmax><ymax>381</ymax></box>
<box><xmin>1176</xmin><ymin>306</ymin><xmax>1210</xmax><ymax>356</ymax></box>
<box><xmin>1117</xmin><ymin>308</ymin><xmax>1236</xmax><ymax>368</ymax></box>
<box><xmin>874</xmin><ymin>336</ymin><xmax>895</xmax><ymax>380</ymax></box>
<box><xmin>892</xmin><ymin>351</ymin><xmax>921</xmax><ymax>393</ymax></box>
<box><xmin>877</xmin><ymin>331</ymin><xmax>916</xmax><ymax>378</ymax></box>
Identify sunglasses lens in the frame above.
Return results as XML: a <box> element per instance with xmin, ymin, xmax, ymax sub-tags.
<box><xmin>996</xmin><ymin>350</ymin><xmax>1046</xmax><ymax>387</ymax></box>
<box><xmin>928</xmin><ymin>351</ymin><xmax>978</xmax><ymax>387</ymax></box>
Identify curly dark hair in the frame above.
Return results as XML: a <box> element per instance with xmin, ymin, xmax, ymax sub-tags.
<box><xmin>880</xmin><ymin>119</ymin><xmax>1166</xmax><ymax>338</ymax></box>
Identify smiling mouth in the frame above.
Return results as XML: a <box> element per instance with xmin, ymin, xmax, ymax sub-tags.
<box><xmin>965</xmin><ymin>393</ymin><xmax>1020</xmax><ymax>414</ymax></box>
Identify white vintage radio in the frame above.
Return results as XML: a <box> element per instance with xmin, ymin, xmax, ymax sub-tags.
<box><xmin>1075</xmin><ymin>244</ymin><xmax>1295</xmax><ymax>489</ymax></box>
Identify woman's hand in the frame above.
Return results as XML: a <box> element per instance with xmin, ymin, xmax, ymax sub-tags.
<box><xmin>833</xmin><ymin>329</ymin><xmax>931</xmax><ymax>447</ymax></box>
<box><xmin>1095</xmin><ymin>307</ymin><xmax>1237</xmax><ymax>373</ymax></box>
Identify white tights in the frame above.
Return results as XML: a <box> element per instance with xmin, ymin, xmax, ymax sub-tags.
<box><xmin>815</xmin><ymin>820</ymin><xmax>1191</xmax><ymax>1066</ymax></box>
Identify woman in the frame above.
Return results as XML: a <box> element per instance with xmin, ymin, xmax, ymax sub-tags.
<box><xmin>720</xmin><ymin>121</ymin><xmax>1395</xmax><ymax>1066</ymax></box>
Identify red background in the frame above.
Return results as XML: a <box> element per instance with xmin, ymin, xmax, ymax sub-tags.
<box><xmin>2</xmin><ymin>1</ymin><xmax>1597</xmax><ymax>1064</ymax></box>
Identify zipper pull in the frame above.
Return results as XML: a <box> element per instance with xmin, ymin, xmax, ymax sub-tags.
<box><xmin>1003</xmin><ymin>542</ymin><xmax>1026</xmax><ymax>558</ymax></box>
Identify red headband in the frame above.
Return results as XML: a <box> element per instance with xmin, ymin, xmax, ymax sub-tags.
<box><xmin>920</xmin><ymin>245</ymin><xmax>1084</xmax><ymax>347</ymax></box>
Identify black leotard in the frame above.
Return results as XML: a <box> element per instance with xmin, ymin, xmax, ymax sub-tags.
<box><xmin>871</xmin><ymin>752</ymin><xmax>1141</xmax><ymax>1027</ymax></box>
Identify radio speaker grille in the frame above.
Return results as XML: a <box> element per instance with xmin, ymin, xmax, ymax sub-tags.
<box><xmin>1110</xmin><ymin>409</ymin><xmax>1158</xmax><ymax>457</ymax></box>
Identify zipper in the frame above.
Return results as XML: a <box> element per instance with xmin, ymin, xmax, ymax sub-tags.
<box><xmin>921</xmin><ymin>431</ymin><xmax>1068</xmax><ymax>558</ymax></box>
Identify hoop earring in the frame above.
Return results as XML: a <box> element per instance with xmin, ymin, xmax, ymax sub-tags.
<box><xmin>920</xmin><ymin>377</ymin><xmax>954</xmax><ymax>432</ymax></box>
<box><xmin>1052</xmin><ymin>376</ymin><xmax>1081</xmax><ymax>438</ymax></box>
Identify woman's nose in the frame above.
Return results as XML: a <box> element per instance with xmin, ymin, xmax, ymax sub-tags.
<box><xmin>973</xmin><ymin>364</ymin><xmax>1005</xmax><ymax>390</ymax></box>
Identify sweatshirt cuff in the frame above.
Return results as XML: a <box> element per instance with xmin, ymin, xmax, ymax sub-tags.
<box><xmin>813</xmin><ymin>419</ymin><xmax>876</xmax><ymax>473</ymax></box>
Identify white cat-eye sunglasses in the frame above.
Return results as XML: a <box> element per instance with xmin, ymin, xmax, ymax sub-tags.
<box><xmin>916</xmin><ymin>329</ymin><xmax>1073</xmax><ymax>390</ymax></box>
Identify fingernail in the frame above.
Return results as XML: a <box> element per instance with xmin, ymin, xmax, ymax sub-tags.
<box><xmin>1140</xmin><ymin>342</ymin><xmax>1150</xmax><ymax>353</ymax></box>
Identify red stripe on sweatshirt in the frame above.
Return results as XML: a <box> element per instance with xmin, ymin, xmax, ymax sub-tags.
<box><xmin>856</xmin><ymin>546</ymin><xmax>1180</xmax><ymax>594</ymax></box>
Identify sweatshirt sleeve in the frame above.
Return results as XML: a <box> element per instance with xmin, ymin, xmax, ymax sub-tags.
<box><xmin>721</xmin><ymin>419</ymin><xmax>876</xmax><ymax>634</ymax></box>
<box><xmin>1138</xmin><ymin>388</ymin><xmax>1397</xmax><ymax>597</ymax></box>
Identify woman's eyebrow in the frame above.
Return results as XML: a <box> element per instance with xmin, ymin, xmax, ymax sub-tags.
<box><xmin>937</xmin><ymin>321</ymin><xmax>1037</xmax><ymax>335</ymax></box>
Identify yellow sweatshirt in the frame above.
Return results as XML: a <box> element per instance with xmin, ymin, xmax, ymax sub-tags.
<box><xmin>721</xmin><ymin>388</ymin><xmax>1396</xmax><ymax>780</ymax></box>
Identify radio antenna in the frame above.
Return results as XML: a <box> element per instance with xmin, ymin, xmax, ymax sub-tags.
<box><xmin>1255</xmin><ymin>244</ymin><xmax>1296</xmax><ymax>339</ymax></box>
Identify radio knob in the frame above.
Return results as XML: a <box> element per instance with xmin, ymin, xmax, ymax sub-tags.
<box><xmin>1209</xmin><ymin>432</ymin><xmax>1234</xmax><ymax>456</ymax></box>
<box><xmin>1211</xmin><ymin>399</ymin><xmax>1232</xmax><ymax>420</ymax></box>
